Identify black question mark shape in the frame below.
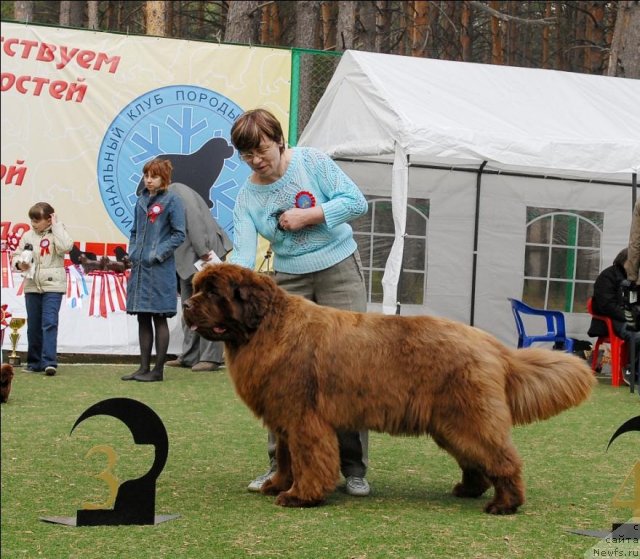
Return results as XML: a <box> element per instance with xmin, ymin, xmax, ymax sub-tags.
<box><xmin>607</xmin><ymin>415</ymin><xmax>640</xmax><ymax>451</ymax></box>
<box><xmin>71</xmin><ymin>397</ymin><xmax>169</xmax><ymax>525</ymax></box>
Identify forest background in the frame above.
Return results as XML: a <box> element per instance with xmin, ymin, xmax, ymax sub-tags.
<box><xmin>4</xmin><ymin>1</ymin><xmax>638</xmax><ymax>140</ymax></box>
<box><xmin>3</xmin><ymin>1</ymin><xmax>639</xmax><ymax>79</ymax></box>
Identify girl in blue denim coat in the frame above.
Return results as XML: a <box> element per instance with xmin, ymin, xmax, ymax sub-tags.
<box><xmin>122</xmin><ymin>158</ymin><xmax>186</xmax><ymax>382</ymax></box>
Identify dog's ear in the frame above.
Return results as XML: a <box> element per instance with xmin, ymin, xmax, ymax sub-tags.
<box><xmin>234</xmin><ymin>279</ymin><xmax>273</xmax><ymax>330</ymax></box>
<box><xmin>234</xmin><ymin>285</ymin><xmax>263</xmax><ymax>329</ymax></box>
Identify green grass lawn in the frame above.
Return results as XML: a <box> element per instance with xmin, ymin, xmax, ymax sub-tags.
<box><xmin>1</xmin><ymin>364</ymin><xmax>638</xmax><ymax>559</ymax></box>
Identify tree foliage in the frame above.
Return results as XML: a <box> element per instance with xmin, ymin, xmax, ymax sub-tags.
<box><xmin>3</xmin><ymin>1</ymin><xmax>637</xmax><ymax>77</ymax></box>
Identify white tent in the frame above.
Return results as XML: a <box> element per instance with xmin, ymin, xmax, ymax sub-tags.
<box><xmin>299</xmin><ymin>50</ymin><xmax>640</xmax><ymax>345</ymax></box>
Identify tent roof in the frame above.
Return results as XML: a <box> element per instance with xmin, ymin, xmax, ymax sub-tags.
<box><xmin>299</xmin><ymin>50</ymin><xmax>640</xmax><ymax>181</ymax></box>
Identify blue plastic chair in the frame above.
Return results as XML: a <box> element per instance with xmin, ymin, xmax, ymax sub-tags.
<box><xmin>508</xmin><ymin>298</ymin><xmax>575</xmax><ymax>352</ymax></box>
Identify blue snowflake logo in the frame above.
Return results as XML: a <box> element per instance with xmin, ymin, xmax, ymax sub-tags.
<box><xmin>97</xmin><ymin>85</ymin><xmax>250</xmax><ymax>239</ymax></box>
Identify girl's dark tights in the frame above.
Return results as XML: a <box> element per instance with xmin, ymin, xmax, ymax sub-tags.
<box><xmin>137</xmin><ymin>313</ymin><xmax>170</xmax><ymax>373</ymax></box>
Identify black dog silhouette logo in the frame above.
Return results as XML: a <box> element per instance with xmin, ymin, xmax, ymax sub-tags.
<box><xmin>136</xmin><ymin>137</ymin><xmax>235</xmax><ymax>207</ymax></box>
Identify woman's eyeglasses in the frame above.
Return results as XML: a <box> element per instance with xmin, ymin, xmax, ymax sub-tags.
<box><xmin>238</xmin><ymin>142</ymin><xmax>276</xmax><ymax>162</ymax></box>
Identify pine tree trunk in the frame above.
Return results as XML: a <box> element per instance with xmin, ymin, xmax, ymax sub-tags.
<box><xmin>146</xmin><ymin>1</ymin><xmax>167</xmax><ymax>36</ymax></box>
<box><xmin>412</xmin><ymin>1</ymin><xmax>430</xmax><ymax>58</ymax></box>
<box><xmin>224</xmin><ymin>0</ymin><xmax>262</xmax><ymax>44</ymax></box>
<box><xmin>460</xmin><ymin>1</ymin><xmax>471</xmax><ymax>62</ymax></box>
<box><xmin>87</xmin><ymin>0</ymin><xmax>99</xmax><ymax>30</ymax></box>
<box><xmin>321</xmin><ymin>1</ymin><xmax>337</xmax><ymax>50</ymax></box>
<box><xmin>542</xmin><ymin>1</ymin><xmax>551</xmax><ymax>68</ymax></box>
<box><xmin>490</xmin><ymin>0</ymin><xmax>503</xmax><ymax>64</ymax></box>
<box><xmin>14</xmin><ymin>1</ymin><xmax>34</xmax><ymax>22</ymax></box>
<box><xmin>376</xmin><ymin>0</ymin><xmax>391</xmax><ymax>53</ymax></box>
<box><xmin>294</xmin><ymin>1</ymin><xmax>321</xmax><ymax>137</ymax></box>
<box><xmin>608</xmin><ymin>0</ymin><xmax>640</xmax><ymax>77</ymax></box>
<box><xmin>356</xmin><ymin>1</ymin><xmax>373</xmax><ymax>52</ymax></box>
<box><xmin>337</xmin><ymin>1</ymin><xmax>356</xmax><ymax>50</ymax></box>
<box><xmin>60</xmin><ymin>0</ymin><xmax>84</xmax><ymax>27</ymax></box>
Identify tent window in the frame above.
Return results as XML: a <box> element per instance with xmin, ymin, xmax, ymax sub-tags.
<box><xmin>523</xmin><ymin>208</ymin><xmax>603</xmax><ymax>313</ymax></box>
<box><xmin>352</xmin><ymin>196</ymin><xmax>429</xmax><ymax>305</ymax></box>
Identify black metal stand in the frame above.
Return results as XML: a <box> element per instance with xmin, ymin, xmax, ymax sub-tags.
<box><xmin>40</xmin><ymin>398</ymin><xmax>180</xmax><ymax>527</ymax></box>
<box><xmin>258</xmin><ymin>246</ymin><xmax>273</xmax><ymax>274</ymax></box>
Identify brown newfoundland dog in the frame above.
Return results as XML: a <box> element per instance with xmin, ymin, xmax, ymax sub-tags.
<box><xmin>1</xmin><ymin>363</ymin><xmax>14</xmax><ymax>403</ymax></box>
<box><xmin>183</xmin><ymin>263</ymin><xmax>595</xmax><ymax>514</ymax></box>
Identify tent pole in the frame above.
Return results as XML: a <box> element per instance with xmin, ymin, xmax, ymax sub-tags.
<box><xmin>381</xmin><ymin>144</ymin><xmax>409</xmax><ymax>315</ymax></box>
<box><xmin>470</xmin><ymin>161</ymin><xmax>488</xmax><ymax>326</ymax></box>
<box><xmin>395</xmin><ymin>154</ymin><xmax>410</xmax><ymax>315</ymax></box>
<box><xmin>633</xmin><ymin>173</ymin><xmax>637</xmax><ymax>209</ymax></box>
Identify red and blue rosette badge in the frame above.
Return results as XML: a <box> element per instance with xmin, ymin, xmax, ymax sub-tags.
<box><xmin>295</xmin><ymin>191</ymin><xmax>316</xmax><ymax>209</ymax></box>
<box><xmin>148</xmin><ymin>203</ymin><xmax>164</xmax><ymax>223</ymax></box>
<box><xmin>40</xmin><ymin>238</ymin><xmax>51</xmax><ymax>256</ymax></box>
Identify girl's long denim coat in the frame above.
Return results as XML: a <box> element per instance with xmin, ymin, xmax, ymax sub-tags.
<box><xmin>126</xmin><ymin>187</ymin><xmax>186</xmax><ymax>315</ymax></box>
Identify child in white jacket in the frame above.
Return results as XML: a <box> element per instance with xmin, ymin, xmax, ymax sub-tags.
<box><xmin>12</xmin><ymin>202</ymin><xmax>74</xmax><ymax>376</ymax></box>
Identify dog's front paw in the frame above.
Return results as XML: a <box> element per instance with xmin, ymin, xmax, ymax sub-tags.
<box><xmin>484</xmin><ymin>500</ymin><xmax>519</xmax><ymax>515</ymax></box>
<box><xmin>261</xmin><ymin>474</ymin><xmax>293</xmax><ymax>495</ymax></box>
<box><xmin>275</xmin><ymin>492</ymin><xmax>323</xmax><ymax>508</ymax></box>
<box><xmin>261</xmin><ymin>478</ymin><xmax>281</xmax><ymax>496</ymax></box>
<box><xmin>453</xmin><ymin>481</ymin><xmax>490</xmax><ymax>499</ymax></box>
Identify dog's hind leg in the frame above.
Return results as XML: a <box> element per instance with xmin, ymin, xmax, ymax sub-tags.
<box><xmin>447</xmin><ymin>438</ymin><xmax>523</xmax><ymax>513</ymax></box>
<box><xmin>484</xmin><ymin>467</ymin><xmax>524</xmax><ymax>515</ymax></box>
<box><xmin>432</xmin><ymin>435</ymin><xmax>491</xmax><ymax>499</ymax></box>
<box><xmin>431</xmin><ymin>416</ymin><xmax>524</xmax><ymax>514</ymax></box>
<box><xmin>471</xmin><ymin>420</ymin><xmax>525</xmax><ymax>514</ymax></box>
<box><xmin>464</xmin><ymin>438</ymin><xmax>524</xmax><ymax>515</ymax></box>
<box><xmin>275</xmin><ymin>415</ymin><xmax>340</xmax><ymax>507</ymax></box>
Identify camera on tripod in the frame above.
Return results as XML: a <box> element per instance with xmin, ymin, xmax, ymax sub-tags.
<box><xmin>620</xmin><ymin>279</ymin><xmax>640</xmax><ymax>330</ymax></box>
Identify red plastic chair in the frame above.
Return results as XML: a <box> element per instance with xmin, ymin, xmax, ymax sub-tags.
<box><xmin>587</xmin><ymin>297</ymin><xmax>626</xmax><ymax>387</ymax></box>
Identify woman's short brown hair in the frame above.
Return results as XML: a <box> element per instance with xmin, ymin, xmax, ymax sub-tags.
<box><xmin>142</xmin><ymin>158</ymin><xmax>173</xmax><ymax>191</ymax></box>
<box><xmin>231</xmin><ymin>108</ymin><xmax>285</xmax><ymax>153</ymax></box>
<box><xmin>28</xmin><ymin>202</ymin><xmax>55</xmax><ymax>220</ymax></box>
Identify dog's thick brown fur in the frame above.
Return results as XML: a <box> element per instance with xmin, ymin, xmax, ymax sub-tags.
<box><xmin>183</xmin><ymin>263</ymin><xmax>596</xmax><ymax>514</ymax></box>
<box><xmin>1</xmin><ymin>363</ymin><xmax>14</xmax><ymax>403</ymax></box>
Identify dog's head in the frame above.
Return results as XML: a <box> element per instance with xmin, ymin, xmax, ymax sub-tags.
<box><xmin>183</xmin><ymin>263</ymin><xmax>280</xmax><ymax>347</ymax></box>
<box><xmin>1</xmin><ymin>363</ymin><xmax>14</xmax><ymax>403</ymax></box>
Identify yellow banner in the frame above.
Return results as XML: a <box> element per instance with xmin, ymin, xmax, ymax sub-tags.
<box><xmin>0</xmin><ymin>22</ymin><xmax>291</xmax><ymax>256</ymax></box>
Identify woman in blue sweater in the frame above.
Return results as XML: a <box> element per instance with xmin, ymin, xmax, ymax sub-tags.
<box><xmin>230</xmin><ymin>108</ymin><xmax>370</xmax><ymax>497</ymax></box>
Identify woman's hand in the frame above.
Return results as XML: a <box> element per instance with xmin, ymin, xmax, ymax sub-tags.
<box><xmin>278</xmin><ymin>207</ymin><xmax>325</xmax><ymax>231</ymax></box>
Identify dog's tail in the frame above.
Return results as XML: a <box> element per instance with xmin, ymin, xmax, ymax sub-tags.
<box><xmin>505</xmin><ymin>347</ymin><xmax>596</xmax><ymax>425</ymax></box>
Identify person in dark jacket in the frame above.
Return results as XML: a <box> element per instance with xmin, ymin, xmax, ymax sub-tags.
<box><xmin>121</xmin><ymin>158</ymin><xmax>186</xmax><ymax>382</ymax></box>
<box><xmin>588</xmin><ymin>248</ymin><xmax>639</xmax><ymax>385</ymax></box>
<box><xmin>165</xmin><ymin>182</ymin><xmax>232</xmax><ymax>372</ymax></box>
